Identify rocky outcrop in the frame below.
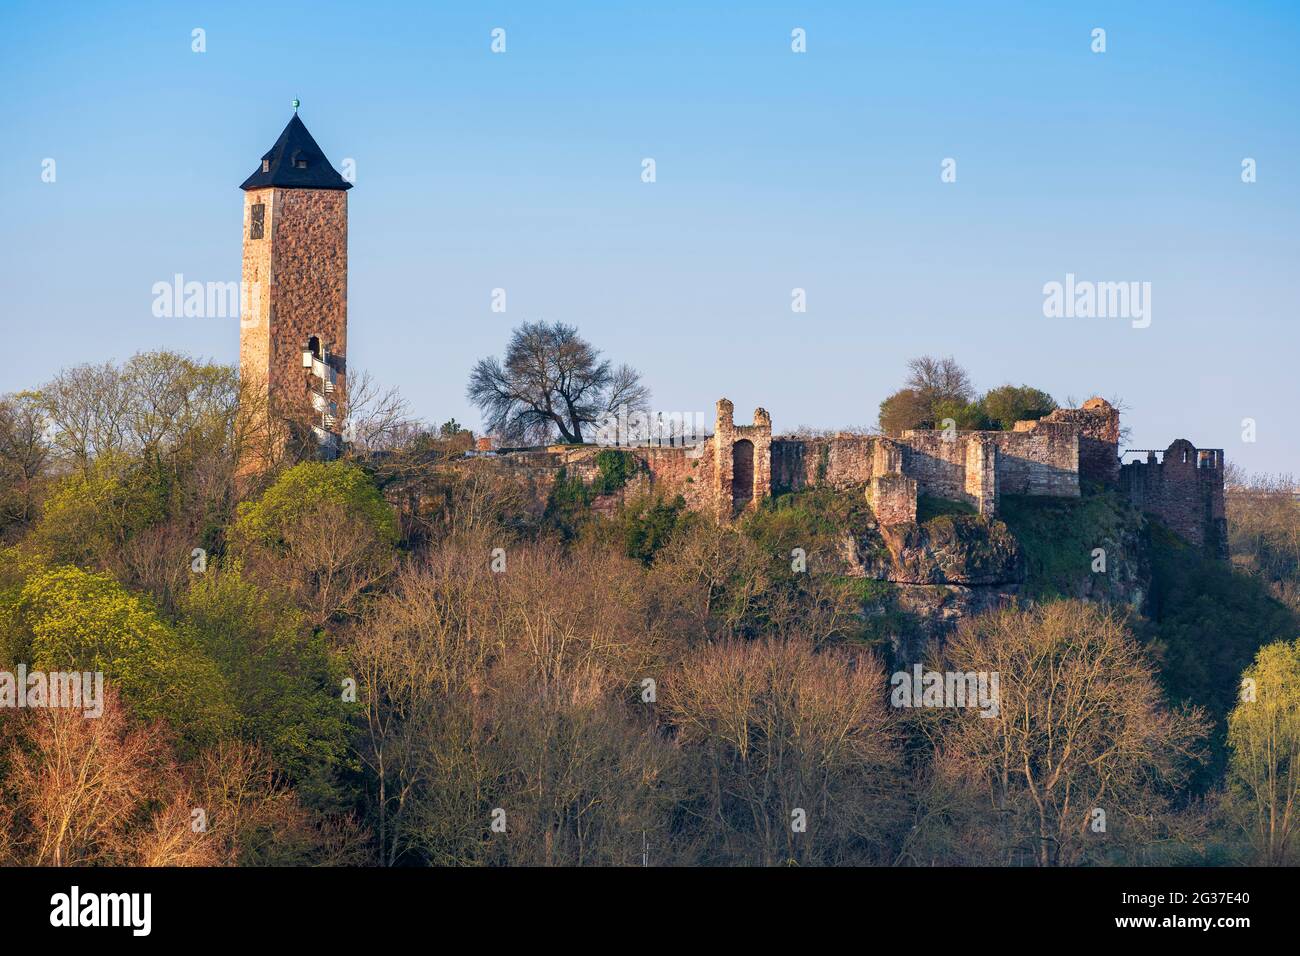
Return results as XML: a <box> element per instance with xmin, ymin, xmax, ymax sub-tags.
<box><xmin>842</xmin><ymin>499</ymin><xmax>1151</xmax><ymax>658</ymax></box>
<box><xmin>889</xmin><ymin>583</ymin><xmax>1021</xmax><ymax>658</ymax></box>
<box><xmin>842</xmin><ymin>515</ymin><xmax>1022</xmax><ymax>587</ymax></box>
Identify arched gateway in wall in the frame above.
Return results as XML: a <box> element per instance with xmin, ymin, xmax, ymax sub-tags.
<box><xmin>712</xmin><ymin>399</ymin><xmax>772</xmax><ymax>520</ymax></box>
<box><xmin>731</xmin><ymin>439</ymin><xmax>754</xmax><ymax>511</ymax></box>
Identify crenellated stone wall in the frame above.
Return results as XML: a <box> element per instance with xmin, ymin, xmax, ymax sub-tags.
<box><xmin>1121</xmin><ymin>440</ymin><xmax>1227</xmax><ymax>557</ymax></box>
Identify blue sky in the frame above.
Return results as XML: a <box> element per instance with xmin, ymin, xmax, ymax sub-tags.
<box><xmin>2</xmin><ymin>1</ymin><xmax>1297</xmax><ymax>472</ymax></box>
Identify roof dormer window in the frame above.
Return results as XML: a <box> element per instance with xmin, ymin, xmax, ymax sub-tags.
<box><xmin>262</xmin><ymin>159</ymin><xmax>270</xmax><ymax>173</ymax></box>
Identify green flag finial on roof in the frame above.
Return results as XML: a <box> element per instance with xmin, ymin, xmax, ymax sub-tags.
<box><xmin>292</xmin><ymin>98</ymin><xmax>300</xmax><ymax>111</ymax></box>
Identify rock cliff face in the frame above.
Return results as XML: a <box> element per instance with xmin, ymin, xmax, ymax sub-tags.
<box><xmin>877</xmin><ymin>516</ymin><xmax>1022</xmax><ymax>586</ymax></box>
<box><xmin>835</xmin><ymin>489</ymin><xmax>1152</xmax><ymax>663</ymax></box>
<box><xmin>888</xmin><ymin>584</ymin><xmax>1020</xmax><ymax>660</ymax></box>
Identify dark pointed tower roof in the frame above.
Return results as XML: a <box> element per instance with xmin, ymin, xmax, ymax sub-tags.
<box><xmin>240</xmin><ymin>113</ymin><xmax>352</xmax><ymax>191</ymax></box>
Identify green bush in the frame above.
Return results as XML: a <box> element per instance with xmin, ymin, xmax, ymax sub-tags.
<box><xmin>233</xmin><ymin>461</ymin><xmax>398</xmax><ymax>552</ymax></box>
<box><xmin>179</xmin><ymin>570</ymin><xmax>352</xmax><ymax>806</ymax></box>
<box><xmin>620</xmin><ymin>494</ymin><xmax>689</xmax><ymax>565</ymax></box>
<box><xmin>975</xmin><ymin>385</ymin><xmax>1057</xmax><ymax>430</ymax></box>
<box><xmin>1140</xmin><ymin>521</ymin><xmax>1298</xmax><ymax>789</ymax></box>
<box><xmin>997</xmin><ymin>485</ymin><xmax>1132</xmax><ymax>599</ymax></box>
<box><xmin>542</xmin><ymin>468</ymin><xmax>593</xmax><ymax>541</ymax></box>
<box><xmin>591</xmin><ymin>450</ymin><xmax>635</xmax><ymax>495</ymax></box>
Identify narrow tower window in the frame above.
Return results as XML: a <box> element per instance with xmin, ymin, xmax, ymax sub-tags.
<box><xmin>261</xmin><ymin>158</ymin><xmax>270</xmax><ymax>173</ymax></box>
<box><xmin>249</xmin><ymin>203</ymin><xmax>265</xmax><ymax>239</ymax></box>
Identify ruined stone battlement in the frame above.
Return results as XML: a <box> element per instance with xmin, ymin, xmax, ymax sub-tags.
<box><xmin>1121</xmin><ymin>441</ymin><xmax>1227</xmax><ymax>557</ymax></box>
<box><xmin>721</xmin><ymin>398</ymin><xmax>1117</xmax><ymax>521</ymax></box>
<box><xmin>480</xmin><ymin>395</ymin><xmax>1225</xmax><ymax>555</ymax></box>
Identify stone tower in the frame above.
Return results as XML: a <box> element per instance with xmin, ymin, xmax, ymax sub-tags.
<box><xmin>239</xmin><ymin>111</ymin><xmax>351</xmax><ymax>461</ymax></box>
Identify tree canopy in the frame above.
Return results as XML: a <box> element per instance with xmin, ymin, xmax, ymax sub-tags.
<box><xmin>467</xmin><ymin>321</ymin><xmax>649</xmax><ymax>444</ymax></box>
<box><xmin>877</xmin><ymin>356</ymin><xmax>1057</xmax><ymax>434</ymax></box>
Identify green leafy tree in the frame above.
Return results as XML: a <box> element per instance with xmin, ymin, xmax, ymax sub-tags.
<box><xmin>1226</xmin><ymin>640</ymin><xmax>1300</xmax><ymax>864</ymax></box>
<box><xmin>931</xmin><ymin>397</ymin><xmax>986</xmax><ymax>431</ymax></box>
<box><xmin>1</xmin><ymin>565</ymin><xmax>235</xmax><ymax>748</ymax></box>
<box><xmin>878</xmin><ymin>388</ymin><xmax>931</xmax><ymax>434</ymax></box>
<box><xmin>178</xmin><ymin>570</ymin><xmax>352</xmax><ymax>808</ymax></box>
<box><xmin>591</xmin><ymin>449</ymin><xmax>634</xmax><ymax>495</ymax></box>
<box><xmin>27</xmin><ymin>454</ymin><xmax>168</xmax><ymax>569</ymax></box>
<box><xmin>620</xmin><ymin>493</ymin><xmax>687</xmax><ymax>565</ymax></box>
<box><xmin>977</xmin><ymin>385</ymin><xmax>1057</xmax><ymax>431</ymax></box>
<box><xmin>234</xmin><ymin>461</ymin><xmax>397</xmax><ymax>548</ymax></box>
<box><xmin>232</xmin><ymin>461</ymin><xmax>399</xmax><ymax>625</ymax></box>
<box><xmin>1142</xmin><ymin>522</ymin><xmax>1297</xmax><ymax>786</ymax></box>
<box><xmin>541</xmin><ymin>468</ymin><xmax>592</xmax><ymax>541</ymax></box>
<box><xmin>878</xmin><ymin>357</ymin><xmax>977</xmax><ymax>434</ymax></box>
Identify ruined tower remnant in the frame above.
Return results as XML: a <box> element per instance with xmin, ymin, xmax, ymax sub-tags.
<box><xmin>712</xmin><ymin>399</ymin><xmax>772</xmax><ymax>519</ymax></box>
<box><xmin>868</xmin><ymin>439</ymin><xmax>918</xmax><ymax>525</ymax></box>
<box><xmin>1016</xmin><ymin>396</ymin><xmax>1121</xmax><ymax>485</ymax></box>
<box><xmin>239</xmin><ymin>110</ymin><xmax>351</xmax><ymax>464</ymax></box>
<box><xmin>1120</xmin><ymin>440</ymin><xmax>1227</xmax><ymax>557</ymax></box>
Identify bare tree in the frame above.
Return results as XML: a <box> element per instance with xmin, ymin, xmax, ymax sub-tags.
<box><xmin>468</xmin><ymin>321</ymin><xmax>649</xmax><ymax>444</ymax></box>
<box><xmin>661</xmin><ymin>639</ymin><xmax>903</xmax><ymax>866</ymax></box>
<box><xmin>919</xmin><ymin>601</ymin><xmax>1208</xmax><ymax>866</ymax></box>
<box><xmin>341</xmin><ymin>369</ymin><xmax>416</xmax><ymax>455</ymax></box>
<box><xmin>1225</xmin><ymin>471</ymin><xmax>1300</xmax><ymax>610</ymax></box>
<box><xmin>0</xmin><ymin>688</ymin><xmax>213</xmax><ymax>866</ymax></box>
<box><xmin>878</xmin><ymin>356</ymin><xmax>975</xmax><ymax>434</ymax></box>
<box><xmin>0</xmin><ymin>391</ymin><xmax>51</xmax><ymax>533</ymax></box>
<box><xmin>40</xmin><ymin>361</ymin><xmax>129</xmax><ymax>469</ymax></box>
<box><xmin>237</xmin><ymin>497</ymin><xmax>397</xmax><ymax>629</ymax></box>
<box><xmin>905</xmin><ymin>355</ymin><xmax>974</xmax><ymax>408</ymax></box>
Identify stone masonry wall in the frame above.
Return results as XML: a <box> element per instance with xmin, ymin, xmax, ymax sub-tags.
<box><xmin>771</xmin><ymin>436</ymin><xmax>877</xmax><ymax>493</ymax></box>
<box><xmin>712</xmin><ymin>400</ymin><xmax>772</xmax><ymax>520</ymax></box>
<box><xmin>464</xmin><ymin>396</ymin><xmax>1223</xmax><ymax>557</ymax></box>
<box><xmin>1022</xmin><ymin>398</ymin><xmax>1120</xmax><ymax>485</ymax></box>
<box><xmin>965</xmin><ymin>437</ymin><xmax>998</xmax><ymax>515</ymax></box>
<box><xmin>240</xmin><ymin>187</ymin><xmax>348</xmax><ymax>447</ymax></box>
<box><xmin>637</xmin><ymin>444</ymin><xmax>714</xmax><ymax>511</ymax></box>
<box><xmin>896</xmin><ymin>432</ymin><xmax>970</xmax><ymax>503</ymax></box>
<box><xmin>986</xmin><ymin>424</ymin><xmax>1080</xmax><ymax>497</ymax></box>
<box><xmin>774</xmin><ymin>416</ymin><xmax>1085</xmax><ymax>515</ymax></box>
<box><xmin>869</xmin><ymin>473</ymin><xmax>918</xmax><ymax>525</ymax></box>
<box><xmin>1121</xmin><ymin>440</ymin><xmax>1227</xmax><ymax>556</ymax></box>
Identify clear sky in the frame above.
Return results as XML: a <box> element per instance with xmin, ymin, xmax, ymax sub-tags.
<box><xmin>3</xmin><ymin>1</ymin><xmax>1297</xmax><ymax>473</ymax></box>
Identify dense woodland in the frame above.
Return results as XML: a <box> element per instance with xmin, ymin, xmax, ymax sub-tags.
<box><xmin>1</xmin><ymin>349</ymin><xmax>1298</xmax><ymax>866</ymax></box>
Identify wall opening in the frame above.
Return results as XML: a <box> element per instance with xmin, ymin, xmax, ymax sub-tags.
<box><xmin>732</xmin><ymin>439</ymin><xmax>754</xmax><ymax>512</ymax></box>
